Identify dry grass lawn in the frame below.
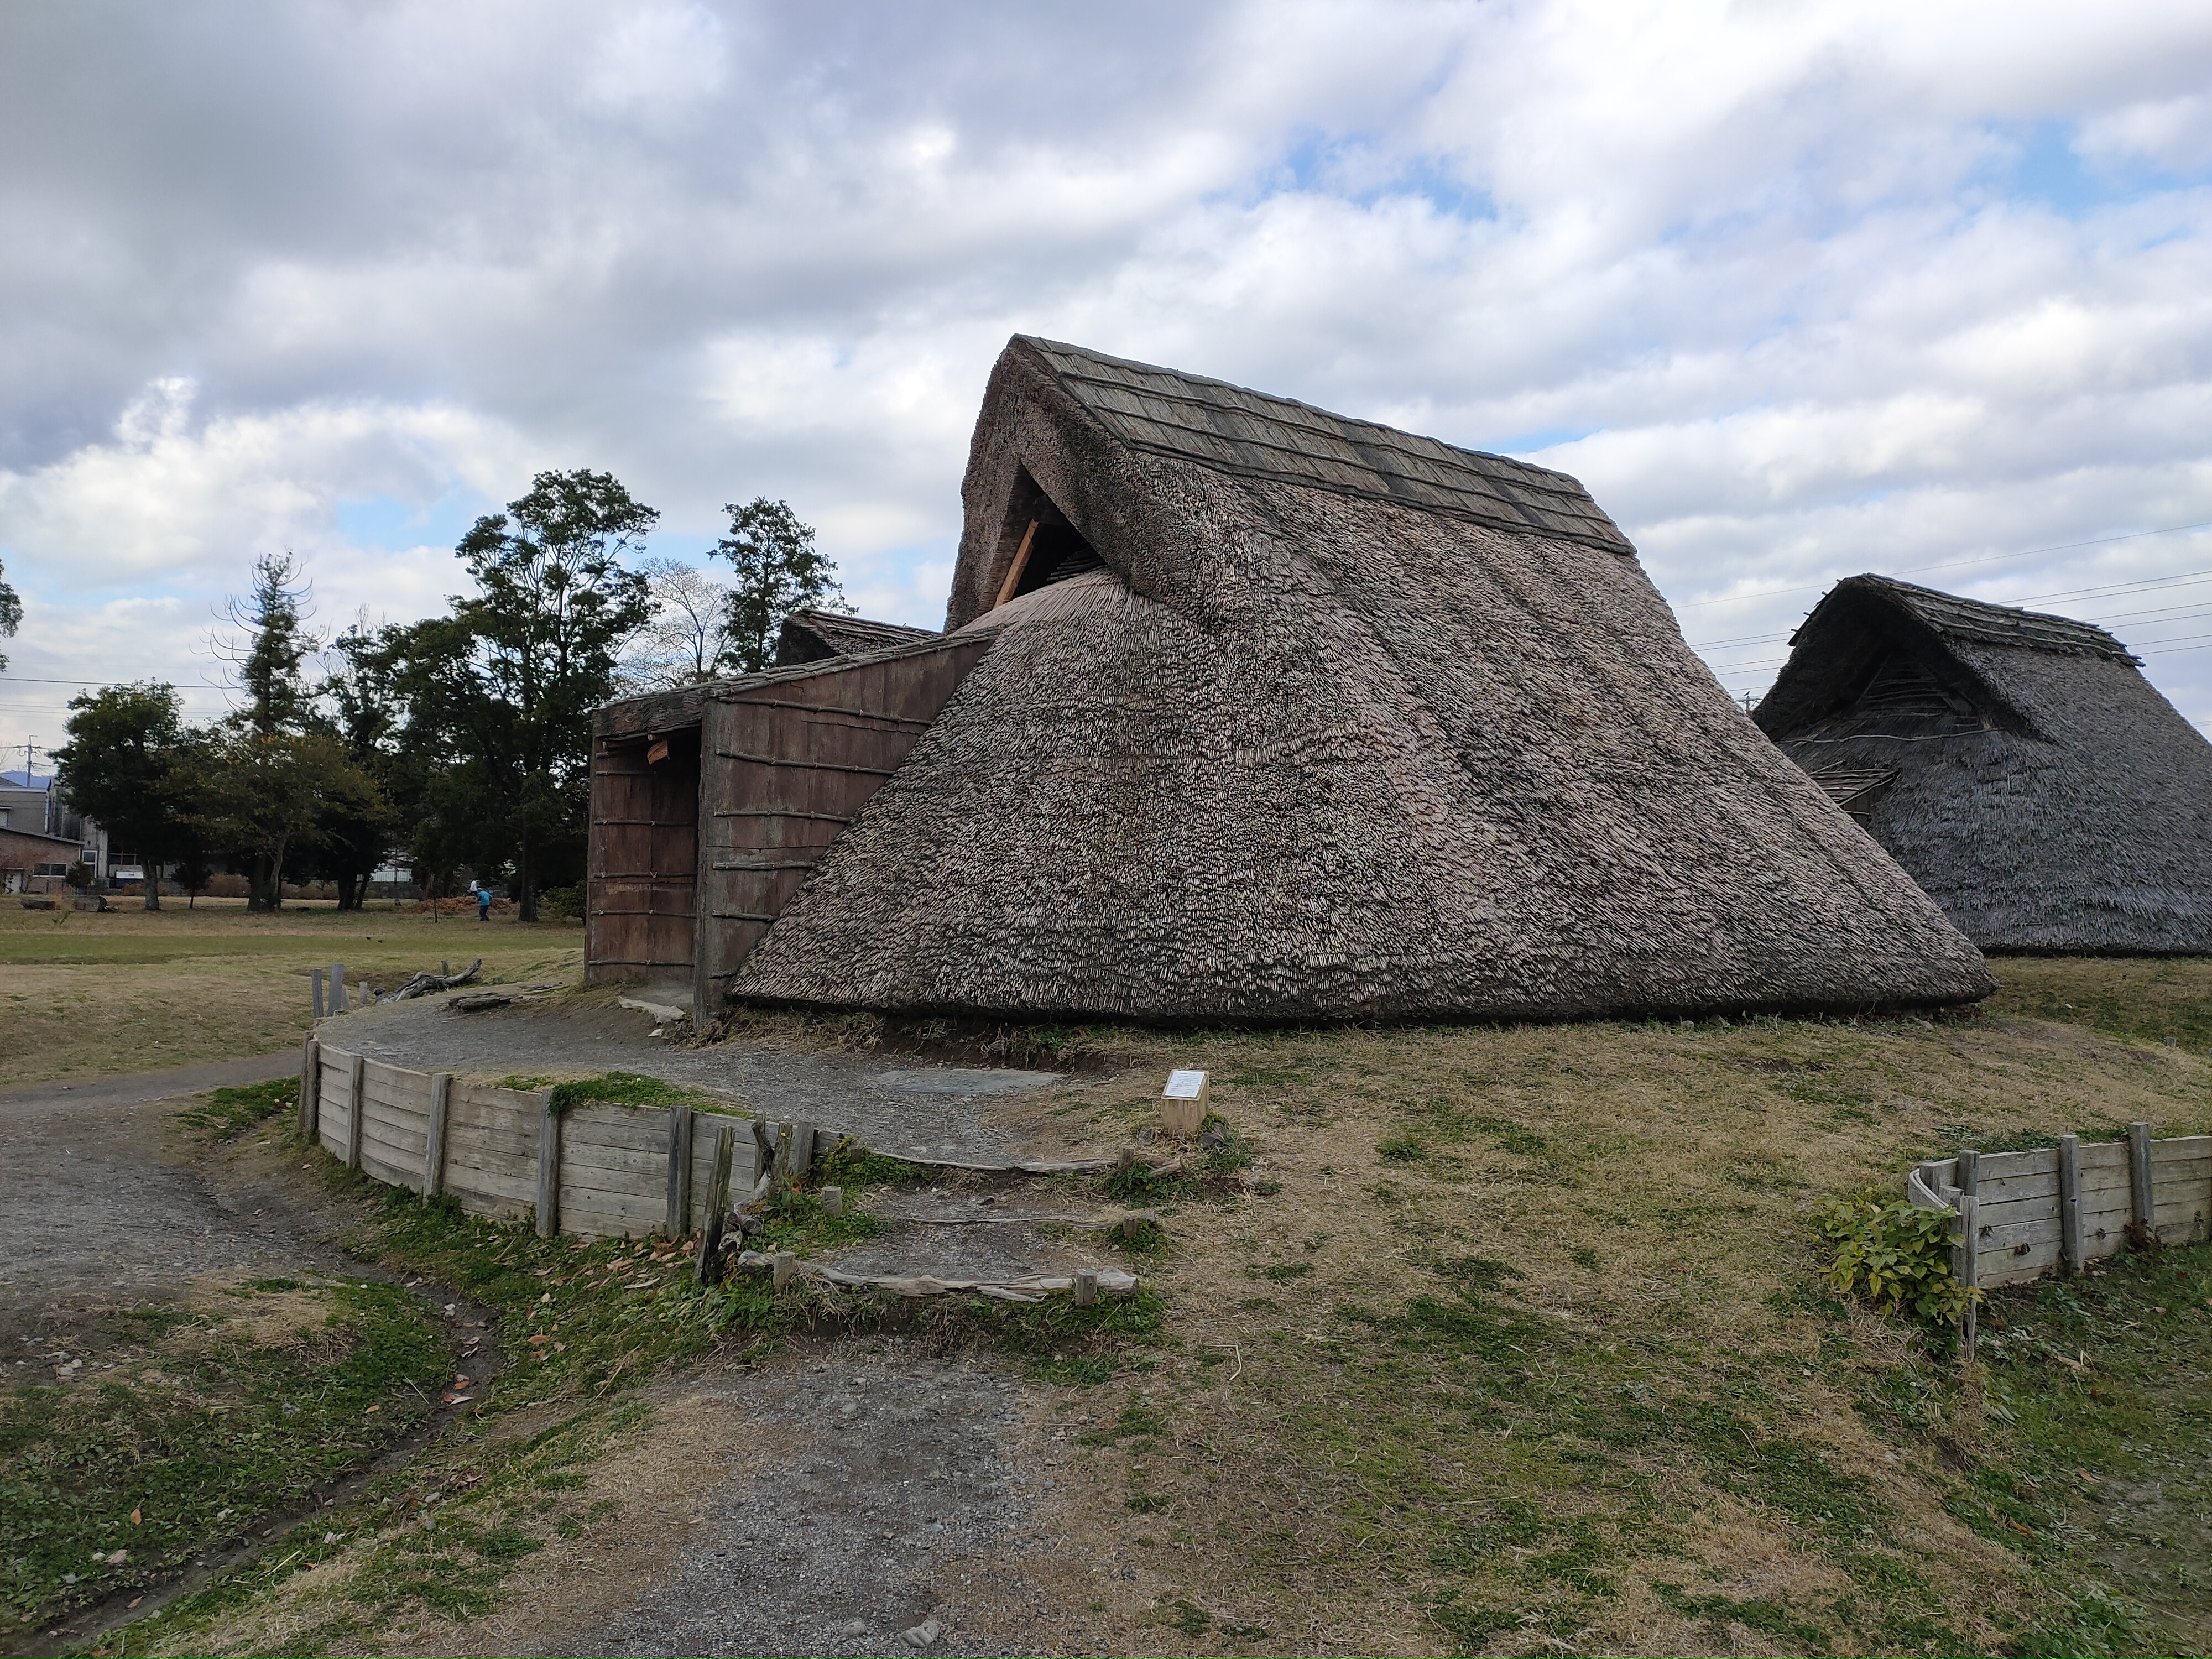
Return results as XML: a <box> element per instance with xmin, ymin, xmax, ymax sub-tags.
<box><xmin>949</xmin><ymin>974</ymin><xmax>2212</xmax><ymax>1655</ymax></box>
<box><xmin>0</xmin><ymin>900</ymin><xmax>583</xmax><ymax>1087</ymax></box>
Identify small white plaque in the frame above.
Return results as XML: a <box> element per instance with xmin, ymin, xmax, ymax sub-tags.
<box><xmin>1163</xmin><ymin>1069</ymin><xmax>1208</xmax><ymax>1099</ymax></box>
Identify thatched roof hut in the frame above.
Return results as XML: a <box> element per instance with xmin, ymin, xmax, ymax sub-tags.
<box><xmin>705</xmin><ymin>337</ymin><xmax>1990</xmax><ymax>1020</ymax></box>
<box><xmin>1755</xmin><ymin>573</ymin><xmax>2212</xmax><ymax>953</ymax></box>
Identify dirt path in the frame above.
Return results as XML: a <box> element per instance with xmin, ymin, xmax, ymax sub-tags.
<box><xmin>0</xmin><ymin>1052</ymin><xmax>304</xmax><ymax>1345</ymax></box>
<box><xmin>381</xmin><ymin>1338</ymin><xmax>1147</xmax><ymax>1659</ymax></box>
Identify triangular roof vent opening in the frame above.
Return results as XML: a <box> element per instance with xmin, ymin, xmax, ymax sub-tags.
<box><xmin>991</xmin><ymin>469</ymin><xmax>1103</xmax><ymax>608</ymax></box>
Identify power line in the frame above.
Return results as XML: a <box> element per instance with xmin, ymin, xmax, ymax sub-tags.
<box><xmin>1673</xmin><ymin>517</ymin><xmax>2212</xmax><ymax>611</ymax></box>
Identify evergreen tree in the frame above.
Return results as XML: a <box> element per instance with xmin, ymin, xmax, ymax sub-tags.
<box><xmin>712</xmin><ymin>498</ymin><xmax>849</xmax><ymax>674</ymax></box>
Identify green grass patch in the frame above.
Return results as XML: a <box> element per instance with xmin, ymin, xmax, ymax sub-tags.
<box><xmin>0</xmin><ymin>1280</ymin><xmax>448</xmax><ymax>1625</ymax></box>
<box><xmin>173</xmin><ymin>1074</ymin><xmax>299</xmax><ymax>1137</ymax></box>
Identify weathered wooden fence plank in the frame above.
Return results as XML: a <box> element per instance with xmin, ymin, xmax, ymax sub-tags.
<box><xmin>424</xmin><ymin>1073</ymin><xmax>451</xmax><ymax>1198</ymax></box>
<box><xmin>666</xmin><ymin>1105</ymin><xmax>693</xmax><ymax>1238</ymax></box>
<box><xmin>535</xmin><ymin>1090</ymin><xmax>560</xmax><ymax>1238</ymax></box>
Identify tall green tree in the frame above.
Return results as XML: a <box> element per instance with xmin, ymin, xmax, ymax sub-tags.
<box><xmin>202</xmin><ymin>552</ymin><xmax>378</xmax><ymax>910</ymax></box>
<box><xmin>431</xmin><ymin>468</ymin><xmax>656</xmax><ymax>921</ymax></box>
<box><xmin>315</xmin><ymin>623</ymin><xmax>412</xmax><ymax>910</ymax></box>
<box><xmin>50</xmin><ymin>683</ymin><xmax>192</xmax><ymax>911</ymax></box>
<box><xmin>712</xmin><ymin>498</ymin><xmax>849</xmax><ymax>674</ymax></box>
<box><xmin>191</xmin><ymin>726</ymin><xmax>379</xmax><ymax>908</ymax></box>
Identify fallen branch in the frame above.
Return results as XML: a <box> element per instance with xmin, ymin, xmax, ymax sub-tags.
<box><xmin>392</xmin><ymin>959</ymin><xmax>482</xmax><ymax>1001</ymax></box>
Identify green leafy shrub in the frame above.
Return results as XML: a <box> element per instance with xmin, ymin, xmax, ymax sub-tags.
<box><xmin>1817</xmin><ymin>1190</ymin><xmax>1970</xmax><ymax>1326</ymax></box>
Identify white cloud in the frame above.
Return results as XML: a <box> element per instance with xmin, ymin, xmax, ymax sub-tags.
<box><xmin>2</xmin><ymin>0</ymin><xmax>2210</xmax><ymax>752</ymax></box>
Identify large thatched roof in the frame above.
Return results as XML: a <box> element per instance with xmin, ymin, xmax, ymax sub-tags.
<box><xmin>726</xmin><ymin>337</ymin><xmax>1991</xmax><ymax>1020</ymax></box>
<box><xmin>1755</xmin><ymin>573</ymin><xmax>2212</xmax><ymax>953</ymax></box>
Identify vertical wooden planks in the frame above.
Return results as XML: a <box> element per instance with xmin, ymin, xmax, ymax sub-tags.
<box><xmin>586</xmin><ymin>727</ymin><xmax>702</xmax><ymax>989</ymax></box>
<box><xmin>2128</xmin><ymin>1121</ymin><xmax>2154</xmax><ymax>1241</ymax></box>
<box><xmin>299</xmin><ymin>1035</ymin><xmax>320</xmax><ymax>1139</ymax></box>
<box><xmin>666</xmin><ymin>1104</ymin><xmax>693</xmax><ymax>1238</ymax></box>
<box><xmin>424</xmin><ymin>1073</ymin><xmax>451</xmax><ymax>1198</ymax></box>
<box><xmin>311</xmin><ymin>967</ymin><xmax>326</xmax><ymax>1020</ymax></box>
<box><xmin>691</xmin><ymin>637</ymin><xmax>996</xmax><ymax>1014</ymax></box>
<box><xmin>2058</xmin><ymin>1134</ymin><xmax>2083</xmax><ymax>1276</ymax></box>
<box><xmin>345</xmin><ymin>1054</ymin><xmax>367</xmax><ymax>1171</ymax></box>
<box><xmin>695</xmin><ymin>1123</ymin><xmax>735</xmax><ymax>1285</ymax></box>
<box><xmin>536</xmin><ymin>1089</ymin><xmax>561</xmax><ymax>1238</ymax></box>
<box><xmin>1953</xmin><ymin>1149</ymin><xmax>1979</xmax><ymax>1355</ymax></box>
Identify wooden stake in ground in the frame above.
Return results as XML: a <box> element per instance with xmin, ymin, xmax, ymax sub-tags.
<box><xmin>695</xmin><ymin>1123</ymin><xmax>736</xmax><ymax>1287</ymax></box>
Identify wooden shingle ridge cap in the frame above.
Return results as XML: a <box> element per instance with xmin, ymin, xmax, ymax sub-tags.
<box><xmin>1804</xmin><ymin>573</ymin><xmax>2139</xmax><ymax>664</ymax></box>
<box><xmin>1013</xmin><ymin>336</ymin><xmax>1635</xmax><ymax>556</ymax></box>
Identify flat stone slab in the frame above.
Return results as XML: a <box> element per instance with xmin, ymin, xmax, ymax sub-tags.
<box><xmin>870</xmin><ymin>1068</ymin><xmax>1060</xmax><ymax>1097</ymax></box>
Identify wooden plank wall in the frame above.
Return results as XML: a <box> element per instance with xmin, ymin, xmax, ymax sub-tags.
<box><xmin>311</xmin><ymin>1046</ymin><xmax>767</xmax><ymax>1241</ymax></box>
<box><xmin>586</xmin><ymin>726</ymin><xmax>701</xmax><ymax>988</ymax></box>
<box><xmin>695</xmin><ymin>638</ymin><xmax>993</xmax><ymax>1014</ymax></box>
<box><xmin>1921</xmin><ymin>1131</ymin><xmax>2209</xmax><ymax>1291</ymax></box>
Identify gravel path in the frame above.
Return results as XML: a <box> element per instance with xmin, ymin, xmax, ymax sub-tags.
<box><xmin>0</xmin><ymin>1051</ymin><xmax>304</xmax><ymax>1344</ymax></box>
<box><xmin>324</xmin><ymin>997</ymin><xmax>1071</xmax><ymax>1163</ymax></box>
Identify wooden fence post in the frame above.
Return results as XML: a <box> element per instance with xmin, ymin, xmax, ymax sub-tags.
<box><xmin>666</xmin><ymin>1105</ymin><xmax>694</xmax><ymax>1238</ymax></box>
<box><xmin>1074</xmin><ymin>1267</ymin><xmax>1098</xmax><ymax>1307</ymax></box>
<box><xmin>330</xmin><ymin>963</ymin><xmax>347</xmax><ymax>1015</ymax></box>
<box><xmin>345</xmin><ymin>1054</ymin><xmax>366</xmax><ymax>1171</ymax></box>
<box><xmin>694</xmin><ymin>1124</ymin><xmax>735</xmax><ymax>1286</ymax></box>
<box><xmin>1954</xmin><ymin>1149</ymin><xmax>1979</xmax><ymax>1358</ymax></box>
<box><xmin>771</xmin><ymin>1251</ymin><xmax>796</xmax><ymax>1293</ymax></box>
<box><xmin>536</xmin><ymin>1089</ymin><xmax>561</xmax><ymax>1238</ymax></box>
<box><xmin>311</xmin><ymin>968</ymin><xmax>326</xmax><ymax>1020</ymax></box>
<box><xmin>423</xmin><ymin>1073</ymin><xmax>450</xmax><ymax>1199</ymax></box>
<box><xmin>788</xmin><ymin>1121</ymin><xmax>815</xmax><ymax>1181</ymax></box>
<box><xmin>299</xmin><ymin>1036</ymin><xmax>320</xmax><ymax>1139</ymax></box>
<box><xmin>2128</xmin><ymin>1121</ymin><xmax>2156</xmax><ymax>1245</ymax></box>
<box><xmin>2058</xmin><ymin>1134</ymin><xmax>2083</xmax><ymax>1275</ymax></box>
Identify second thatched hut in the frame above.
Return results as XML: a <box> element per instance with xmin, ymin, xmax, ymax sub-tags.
<box><xmin>1755</xmin><ymin>573</ymin><xmax>2212</xmax><ymax>953</ymax></box>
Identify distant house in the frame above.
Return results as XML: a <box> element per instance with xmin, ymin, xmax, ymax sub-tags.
<box><xmin>1</xmin><ymin>825</ymin><xmax>86</xmax><ymax>893</ymax></box>
<box><xmin>0</xmin><ymin>771</ymin><xmax>106</xmax><ymax>881</ymax></box>
<box><xmin>1755</xmin><ymin>574</ymin><xmax>2212</xmax><ymax>952</ymax></box>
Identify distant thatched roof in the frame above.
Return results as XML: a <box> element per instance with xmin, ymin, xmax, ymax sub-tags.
<box><xmin>726</xmin><ymin>338</ymin><xmax>1991</xmax><ymax>1021</ymax></box>
<box><xmin>1755</xmin><ymin>573</ymin><xmax>2212</xmax><ymax>953</ymax></box>
<box><xmin>773</xmin><ymin>608</ymin><xmax>937</xmax><ymax>667</ymax></box>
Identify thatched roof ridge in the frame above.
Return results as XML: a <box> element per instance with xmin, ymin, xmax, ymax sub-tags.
<box><xmin>774</xmin><ymin>608</ymin><xmax>937</xmax><ymax>666</ymax></box>
<box><xmin>1794</xmin><ymin>573</ymin><xmax>2135</xmax><ymax>662</ymax></box>
<box><xmin>722</xmin><ymin>337</ymin><xmax>1991</xmax><ymax>1022</ymax></box>
<box><xmin>1756</xmin><ymin>575</ymin><xmax>2212</xmax><ymax>953</ymax></box>
<box><xmin>1015</xmin><ymin>335</ymin><xmax>1633</xmax><ymax>551</ymax></box>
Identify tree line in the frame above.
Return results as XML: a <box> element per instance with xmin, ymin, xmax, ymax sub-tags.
<box><xmin>50</xmin><ymin>470</ymin><xmax>849</xmax><ymax>919</ymax></box>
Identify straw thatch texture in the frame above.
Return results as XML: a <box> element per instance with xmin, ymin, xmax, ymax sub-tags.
<box><xmin>727</xmin><ymin>338</ymin><xmax>1990</xmax><ymax>1021</ymax></box>
<box><xmin>1756</xmin><ymin>574</ymin><xmax>2212</xmax><ymax>953</ymax></box>
<box><xmin>774</xmin><ymin>609</ymin><xmax>937</xmax><ymax>667</ymax></box>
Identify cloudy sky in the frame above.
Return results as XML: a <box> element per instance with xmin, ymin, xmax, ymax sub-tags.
<box><xmin>4</xmin><ymin>0</ymin><xmax>2211</xmax><ymax>767</ymax></box>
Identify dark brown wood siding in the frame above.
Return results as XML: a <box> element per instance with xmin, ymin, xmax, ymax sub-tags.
<box><xmin>695</xmin><ymin>638</ymin><xmax>993</xmax><ymax>1011</ymax></box>
<box><xmin>586</xmin><ymin>727</ymin><xmax>701</xmax><ymax>986</ymax></box>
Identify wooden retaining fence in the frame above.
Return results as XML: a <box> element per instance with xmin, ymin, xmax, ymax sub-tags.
<box><xmin>296</xmin><ymin>1036</ymin><xmax>774</xmax><ymax>1241</ymax></box>
<box><xmin>1907</xmin><ymin>1122</ymin><xmax>2211</xmax><ymax>1354</ymax></box>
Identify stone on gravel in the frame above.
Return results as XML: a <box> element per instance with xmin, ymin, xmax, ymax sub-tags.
<box><xmin>901</xmin><ymin>1617</ymin><xmax>942</xmax><ymax>1648</ymax></box>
